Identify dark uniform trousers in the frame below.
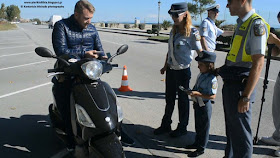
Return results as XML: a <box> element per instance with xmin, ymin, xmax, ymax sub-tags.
<box><xmin>52</xmin><ymin>78</ymin><xmax>75</xmax><ymax>146</ymax></box>
<box><xmin>162</xmin><ymin>67</ymin><xmax>191</xmax><ymax>129</ymax></box>
<box><xmin>194</xmin><ymin>100</ymin><xmax>212</xmax><ymax>149</ymax></box>
<box><xmin>222</xmin><ymin>80</ymin><xmax>256</xmax><ymax>158</ymax></box>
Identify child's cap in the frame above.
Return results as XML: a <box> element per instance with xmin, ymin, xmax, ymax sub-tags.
<box><xmin>195</xmin><ymin>50</ymin><xmax>216</xmax><ymax>63</ymax></box>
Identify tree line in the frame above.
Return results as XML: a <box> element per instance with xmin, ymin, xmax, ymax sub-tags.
<box><xmin>0</xmin><ymin>3</ymin><xmax>21</xmax><ymax>21</ymax></box>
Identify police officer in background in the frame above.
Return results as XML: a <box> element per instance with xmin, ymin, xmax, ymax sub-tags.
<box><xmin>261</xmin><ymin>11</ymin><xmax>280</xmax><ymax>157</ymax></box>
<box><xmin>200</xmin><ymin>4</ymin><xmax>224</xmax><ymax>52</ymax></box>
<box><xmin>218</xmin><ymin>0</ymin><xmax>270</xmax><ymax>157</ymax></box>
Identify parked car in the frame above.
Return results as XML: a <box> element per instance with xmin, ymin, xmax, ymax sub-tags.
<box><xmin>48</xmin><ymin>15</ymin><xmax>62</xmax><ymax>29</ymax></box>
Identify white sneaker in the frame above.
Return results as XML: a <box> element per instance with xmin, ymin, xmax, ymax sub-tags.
<box><xmin>260</xmin><ymin>136</ymin><xmax>280</xmax><ymax>146</ymax></box>
<box><xmin>275</xmin><ymin>148</ymin><xmax>280</xmax><ymax>157</ymax></box>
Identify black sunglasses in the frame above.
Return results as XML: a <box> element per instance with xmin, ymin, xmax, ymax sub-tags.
<box><xmin>170</xmin><ymin>12</ymin><xmax>185</xmax><ymax>18</ymax></box>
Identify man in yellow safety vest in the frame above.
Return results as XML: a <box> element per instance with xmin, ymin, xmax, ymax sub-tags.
<box><xmin>218</xmin><ymin>0</ymin><xmax>270</xmax><ymax>157</ymax></box>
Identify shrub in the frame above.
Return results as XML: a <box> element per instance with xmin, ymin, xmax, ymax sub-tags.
<box><xmin>161</xmin><ymin>20</ymin><xmax>172</xmax><ymax>30</ymax></box>
<box><xmin>133</xmin><ymin>23</ymin><xmax>138</xmax><ymax>28</ymax></box>
<box><xmin>124</xmin><ymin>24</ymin><xmax>130</xmax><ymax>29</ymax></box>
<box><xmin>33</xmin><ymin>18</ymin><xmax>41</xmax><ymax>25</ymax></box>
<box><xmin>116</xmin><ymin>23</ymin><xmax>120</xmax><ymax>28</ymax></box>
<box><xmin>215</xmin><ymin>20</ymin><xmax>226</xmax><ymax>28</ymax></box>
<box><xmin>139</xmin><ymin>23</ymin><xmax>145</xmax><ymax>30</ymax></box>
<box><xmin>152</xmin><ymin>24</ymin><xmax>161</xmax><ymax>30</ymax></box>
<box><xmin>147</xmin><ymin>29</ymin><xmax>152</xmax><ymax>34</ymax></box>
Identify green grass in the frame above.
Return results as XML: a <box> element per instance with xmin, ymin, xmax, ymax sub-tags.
<box><xmin>148</xmin><ymin>36</ymin><xmax>169</xmax><ymax>42</ymax></box>
<box><xmin>0</xmin><ymin>23</ymin><xmax>17</xmax><ymax>31</ymax></box>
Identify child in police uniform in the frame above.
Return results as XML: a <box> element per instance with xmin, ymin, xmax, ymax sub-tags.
<box><xmin>183</xmin><ymin>50</ymin><xmax>218</xmax><ymax>157</ymax></box>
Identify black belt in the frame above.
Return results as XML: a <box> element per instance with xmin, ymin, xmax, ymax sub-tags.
<box><xmin>223</xmin><ymin>78</ymin><xmax>247</xmax><ymax>84</ymax></box>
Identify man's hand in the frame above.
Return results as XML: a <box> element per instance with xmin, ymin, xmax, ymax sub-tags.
<box><xmin>268</xmin><ymin>33</ymin><xmax>278</xmax><ymax>44</ymax></box>
<box><xmin>238</xmin><ymin>99</ymin><xmax>250</xmax><ymax>113</ymax></box>
<box><xmin>85</xmin><ymin>50</ymin><xmax>99</xmax><ymax>58</ymax></box>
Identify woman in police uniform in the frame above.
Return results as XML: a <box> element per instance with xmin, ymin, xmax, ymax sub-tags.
<box><xmin>185</xmin><ymin>50</ymin><xmax>218</xmax><ymax>157</ymax></box>
<box><xmin>154</xmin><ymin>2</ymin><xmax>202</xmax><ymax>138</ymax></box>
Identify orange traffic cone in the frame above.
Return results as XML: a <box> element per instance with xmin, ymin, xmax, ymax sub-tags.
<box><xmin>119</xmin><ymin>65</ymin><xmax>133</xmax><ymax>92</ymax></box>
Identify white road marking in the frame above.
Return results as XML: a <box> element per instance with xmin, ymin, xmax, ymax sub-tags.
<box><xmin>0</xmin><ymin>82</ymin><xmax>51</xmax><ymax>99</ymax></box>
<box><xmin>50</xmin><ymin>148</ymin><xmax>69</xmax><ymax>158</ymax></box>
<box><xmin>102</xmin><ymin>40</ymin><xmax>123</xmax><ymax>46</ymax></box>
<box><xmin>259</xmin><ymin>77</ymin><xmax>276</xmax><ymax>83</ymax></box>
<box><xmin>0</xmin><ymin>41</ymin><xmax>31</xmax><ymax>45</ymax></box>
<box><xmin>3</xmin><ymin>144</ymin><xmax>31</xmax><ymax>152</ymax></box>
<box><xmin>0</xmin><ymin>44</ymin><xmax>35</xmax><ymax>50</ymax></box>
<box><xmin>0</xmin><ymin>60</ymin><xmax>48</xmax><ymax>71</ymax></box>
<box><xmin>0</xmin><ymin>51</ymin><xmax>33</xmax><ymax>58</ymax></box>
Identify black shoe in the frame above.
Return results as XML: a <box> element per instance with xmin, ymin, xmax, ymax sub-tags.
<box><xmin>188</xmin><ymin>148</ymin><xmax>204</xmax><ymax>157</ymax></box>
<box><xmin>185</xmin><ymin>143</ymin><xmax>198</xmax><ymax>149</ymax></box>
<box><xmin>154</xmin><ymin>126</ymin><xmax>171</xmax><ymax>135</ymax></box>
<box><xmin>169</xmin><ymin>128</ymin><xmax>187</xmax><ymax>138</ymax></box>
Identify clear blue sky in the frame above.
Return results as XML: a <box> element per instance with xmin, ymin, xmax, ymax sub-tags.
<box><xmin>1</xmin><ymin>0</ymin><xmax>279</xmax><ymax>28</ymax></box>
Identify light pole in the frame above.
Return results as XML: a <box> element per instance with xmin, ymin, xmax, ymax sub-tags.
<box><xmin>157</xmin><ymin>0</ymin><xmax>161</xmax><ymax>36</ymax></box>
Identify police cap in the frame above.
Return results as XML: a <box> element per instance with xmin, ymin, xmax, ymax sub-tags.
<box><xmin>207</xmin><ymin>4</ymin><xmax>220</xmax><ymax>12</ymax></box>
<box><xmin>168</xmin><ymin>2</ymin><xmax>188</xmax><ymax>14</ymax></box>
<box><xmin>195</xmin><ymin>50</ymin><xmax>216</xmax><ymax>63</ymax></box>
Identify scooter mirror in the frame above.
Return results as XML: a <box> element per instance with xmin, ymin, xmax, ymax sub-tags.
<box><xmin>35</xmin><ymin>47</ymin><xmax>55</xmax><ymax>58</ymax></box>
<box><xmin>116</xmin><ymin>44</ymin><xmax>128</xmax><ymax>55</ymax></box>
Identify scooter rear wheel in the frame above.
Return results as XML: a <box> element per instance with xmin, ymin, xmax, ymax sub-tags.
<box><xmin>90</xmin><ymin>133</ymin><xmax>125</xmax><ymax>158</ymax></box>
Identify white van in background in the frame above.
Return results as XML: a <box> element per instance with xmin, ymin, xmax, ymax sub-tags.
<box><xmin>49</xmin><ymin>15</ymin><xmax>62</xmax><ymax>29</ymax></box>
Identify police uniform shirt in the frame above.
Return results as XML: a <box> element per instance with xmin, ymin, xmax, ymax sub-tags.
<box><xmin>228</xmin><ymin>9</ymin><xmax>268</xmax><ymax>67</ymax></box>
<box><xmin>167</xmin><ymin>27</ymin><xmax>202</xmax><ymax>68</ymax></box>
<box><xmin>193</xmin><ymin>73</ymin><xmax>218</xmax><ymax>101</ymax></box>
<box><xmin>200</xmin><ymin>17</ymin><xmax>224</xmax><ymax>52</ymax></box>
<box><xmin>239</xmin><ymin>9</ymin><xmax>268</xmax><ymax>56</ymax></box>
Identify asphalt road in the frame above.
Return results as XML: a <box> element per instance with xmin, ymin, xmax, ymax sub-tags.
<box><xmin>0</xmin><ymin>23</ymin><xmax>279</xmax><ymax>158</ymax></box>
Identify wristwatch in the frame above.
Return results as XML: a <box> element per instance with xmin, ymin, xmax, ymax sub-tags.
<box><xmin>240</xmin><ymin>96</ymin><xmax>250</xmax><ymax>102</ymax></box>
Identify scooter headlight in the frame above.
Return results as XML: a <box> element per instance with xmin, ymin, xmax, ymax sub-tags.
<box><xmin>75</xmin><ymin>104</ymin><xmax>96</xmax><ymax>128</ymax></box>
<box><xmin>117</xmin><ymin>105</ymin><xmax>124</xmax><ymax>123</ymax></box>
<box><xmin>81</xmin><ymin>61</ymin><xmax>103</xmax><ymax>80</ymax></box>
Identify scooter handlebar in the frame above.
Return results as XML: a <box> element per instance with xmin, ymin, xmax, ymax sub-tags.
<box><xmin>48</xmin><ymin>68</ymin><xmax>62</xmax><ymax>73</ymax></box>
<box><xmin>111</xmin><ymin>64</ymin><xmax>118</xmax><ymax>67</ymax></box>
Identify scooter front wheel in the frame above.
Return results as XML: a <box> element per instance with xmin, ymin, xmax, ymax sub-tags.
<box><xmin>90</xmin><ymin>133</ymin><xmax>125</xmax><ymax>158</ymax></box>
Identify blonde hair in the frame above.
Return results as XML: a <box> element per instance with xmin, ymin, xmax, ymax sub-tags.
<box><xmin>172</xmin><ymin>11</ymin><xmax>192</xmax><ymax>37</ymax></box>
<box><xmin>75</xmin><ymin>0</ymin><xmax>95</xmax><ymax>14</ymax></box>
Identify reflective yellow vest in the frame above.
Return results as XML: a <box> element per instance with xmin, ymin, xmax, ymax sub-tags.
<box><xmin>227</xmin><ymin>13</ymin><xmax>270</xmax><ymax>63</ymax></box>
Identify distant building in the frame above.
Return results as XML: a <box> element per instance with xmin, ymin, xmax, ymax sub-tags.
<box><xmin>135</xmin><ymin>17</ymin><xmax>140</xmax><ymax>25</ymax></box>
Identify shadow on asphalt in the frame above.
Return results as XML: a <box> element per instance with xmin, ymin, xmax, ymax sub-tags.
<box><xmin>125</xmin><ymin>151</ymin><xmax>163</xmax><ymax>158</ymax></box>
<box><xmin>0</xmin><ymin>115</ymin><xmax>274</xmax><ymax>157</ymax></box>
<box><xmin>122</xmin><ymin>123</ymin><xmax>276</xmax><ymax>157</ymax></box>
<box><xmin>113</xmin><ymin>88</ymin><xmax>165</xmax><ymax>100</ymax></box>
<box><xmin>0</xmin><ymin>115</ymin><xmax>63</xmax><ymax>158</ymax></box>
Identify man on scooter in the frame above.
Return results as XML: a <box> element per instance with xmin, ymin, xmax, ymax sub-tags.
<box><xmin>51</xmin><ymin>0</ymin><xmax>106</xmax><ymax>150</ymax></box>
